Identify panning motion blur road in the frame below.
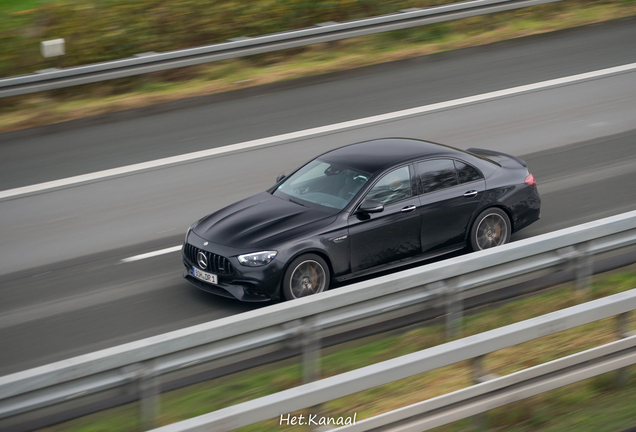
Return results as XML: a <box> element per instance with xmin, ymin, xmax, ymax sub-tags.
<box><xmin>1</xmin><ymin>19</ymin><xmax>636</xmax><ymax>376</ymax></box>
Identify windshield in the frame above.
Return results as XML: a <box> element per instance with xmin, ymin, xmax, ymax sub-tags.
<box><xmin>273</xmin><ymin>159</ymin><xmax>371</xmax><ymax>210</ymax></box>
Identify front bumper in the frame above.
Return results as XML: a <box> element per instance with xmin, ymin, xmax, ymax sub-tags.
<box><xmin>182</xmin><ymin>234</ymin><xmax>284</xmax><ymax>302</ymax></box>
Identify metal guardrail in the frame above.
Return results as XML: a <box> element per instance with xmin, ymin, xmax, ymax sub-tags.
<box><xmin>341</xmin><ymin>334</ymin><xmax>636</xmax><ymax>431</ymax></box>
<box><xmin>0</xmin><ymin>209</ymin><xmax>635</xmax><ymax>431</ymax></box>
<box><xmin>0</xmin><ymin>0</ymin><xmax>563</xmax><ymax>98</ymax></box>
<box><xmin>152</xmin><ymin>290</ymin><xmax>636</xmax><ymax>432</ymax></box>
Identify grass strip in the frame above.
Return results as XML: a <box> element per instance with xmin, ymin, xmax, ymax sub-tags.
<box><xmin>0</xmin><ymin>0</ymin><xmax>52</xmax><ymax>12</ymax></box>
<box><xmin>38</xmin><ymin>264</ymin><xmax>636</xmax><ymax>432</ymax></box>
<box><xmin>2</xmin><ymin>0</ymin><xmax>636</xmax><ymax>134</ymax></box>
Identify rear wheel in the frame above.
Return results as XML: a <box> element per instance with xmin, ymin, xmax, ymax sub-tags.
<box><xmin>469</xmin><ymin>208</ymin><xmax>511</xmax><ymax>251</ymax></box>
<box><xmin>283</xmin><ymin>254</ymin><xmax>330</xmax><ymax>300</ymax></box>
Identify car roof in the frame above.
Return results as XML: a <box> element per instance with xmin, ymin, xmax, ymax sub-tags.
<box><xmin>318</xmin><ymin>138</ymin><xmax>465</xmax><ymax>175</ymax></box>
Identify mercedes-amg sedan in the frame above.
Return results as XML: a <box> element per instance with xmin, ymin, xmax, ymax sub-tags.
<box><xmin>182</xmin><ymin>138</ymin><xmax>540</xmax><ymax>302</ymax></box>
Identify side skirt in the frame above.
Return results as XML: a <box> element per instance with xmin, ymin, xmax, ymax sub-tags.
<box><xmin>334</xmin><ymin>244</ymin><xmax>465</xmax><ymax>283</ymax></box>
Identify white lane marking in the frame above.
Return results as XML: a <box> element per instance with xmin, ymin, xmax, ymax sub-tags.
<box><xmin>2</xmin><ymin>62</ymin><xmax>636</xmax><ymax>201</ymax></box>
<box><xmin>121</xmin><ymin>245</ymin><xmax>182</xmax><ymax>263</ymax></box>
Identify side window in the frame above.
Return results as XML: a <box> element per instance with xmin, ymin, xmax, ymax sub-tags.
<box><xmin>417</xmin><ymin>159</ymin><xmax>458</xmax><ymax>194</ymax></box>
<box><xmin>454</xmin><ymin>160</ymin><xmax>482</xmax><ymax>184</ymax></box>
<box><xmin>364</xmin><ymin>166</ymin><xmax>412</xmax><ymax>206</ymax></box>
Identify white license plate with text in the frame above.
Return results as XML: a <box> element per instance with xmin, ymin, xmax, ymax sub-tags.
<box><xmin>193</xmin><ymin>267</ymin><xmax>218</xmax><ymax>284</ymax></box>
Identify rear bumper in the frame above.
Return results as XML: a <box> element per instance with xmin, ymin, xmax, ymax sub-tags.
<box><xmin>511</xmin><ymin>186</ymin><xmax>541</xmax><ymax>233</ymax></box>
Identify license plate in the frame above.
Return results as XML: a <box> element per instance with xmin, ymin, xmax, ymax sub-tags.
<box><xmin>192</xmin><ymin>267</ymin><xmax>218</xmax><ymax>284</ymax></box>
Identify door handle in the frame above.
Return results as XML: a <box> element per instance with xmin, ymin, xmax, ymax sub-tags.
<box><xmin>401</xmin><ymin>205</ymin><xmax>417</xmax><ymax>212</ymax></box>
<box><xmin>463</xmin><ymin>190</ymin><xmax>478</xmax><ymax>198</ymax></box>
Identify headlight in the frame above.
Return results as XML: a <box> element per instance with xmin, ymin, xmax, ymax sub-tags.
<box><xmin>238</xmin><ymin>251</ymin><xmax>277</xmax><ymax>267</ymax></box>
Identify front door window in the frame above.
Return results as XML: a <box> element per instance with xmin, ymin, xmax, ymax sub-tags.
<box><xmin>364</xmin><ymin>166</ymin><xmax>412</xmax><ymax>205</ymax></box>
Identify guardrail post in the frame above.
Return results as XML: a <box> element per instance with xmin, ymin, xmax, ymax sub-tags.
<box><xmin>471</xmin><ymin>355</ymin><xmax>487</xmax><ymax>430</ymax></box>
<box><xmin>300</xmin><ymin>316</ymin><xmax>323</xmax><ymax>431</ymax></box>
<box><xmin>302</xmin><ymin>316</ymin><xmax>321</xmax><ymax>384</ymax></box>
<box><xmin>574</xmin><ymin>243</ymin><xmax>593</xmax><ymax>295</ymax></box>
<box><xmin>472</xmin><ymin>355</ymin><xmax>485</xmax><ymax>383</ymax></box>
<box><xmin>445</xmin><ymin>281</ymin><xmax>462</xmax><ymax>340</ymax></box>
<box><xmin>616</xmin><ymin>312</ymin><xmax>630</xmax><ymax>387</ymax></box>
<box><xmin>282</xmin><ymin>318</ymin><xmax>323</xmax><ymax>430</ymax></box>
<box><xmin>137</xmin><ymin>361</ymin><xmax>160</xmax><ymax>431</ymax></box>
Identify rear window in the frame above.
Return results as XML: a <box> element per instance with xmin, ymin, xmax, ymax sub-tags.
<box><xmin>454</xmin><ymin>161</ymin><xmax>482</xmax><ymax>184</ymax></box>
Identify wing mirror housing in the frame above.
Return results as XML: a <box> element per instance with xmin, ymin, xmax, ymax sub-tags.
<box><xmin>357</xmin><ymin>200</ymin><xmax>384</xmax><ymax>214</ymax></box>
<box><xmin>276</xmin><ymin>173</ymin><xmax>286</xmax><ymax>183</ymax></box>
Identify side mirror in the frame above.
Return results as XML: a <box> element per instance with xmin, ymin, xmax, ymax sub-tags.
<box><xmin>358</xmin><ymin>200</ymin><xmax>384</xmax><ymax>214</ymax></box>
<box><xmin>276</xmin><ymin>173</ymin><xmax>286</xmax><ymax>183</ymax></box>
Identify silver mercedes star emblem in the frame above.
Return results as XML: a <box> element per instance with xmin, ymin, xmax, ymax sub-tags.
<box><xmin>197</xmin><ymin>251</ymin><xmax>208</xmax><ymax>269</ymax></box>
<box><xmin>203</xmin><ymin>241</ymin><xmax>208</xmax><ymax>246</ymax></box>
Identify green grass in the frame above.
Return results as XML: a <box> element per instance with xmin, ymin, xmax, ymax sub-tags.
<box><xmin>436</xmin><ymin>371</ymin><xmax>636</xmax><ymax>432</ymax></box>
<box><xmin>0</xmin><ymin>0</ymin><xmax>51</xmax><ymax>12</ymax></box>
<box><xmin>38</xmin><ymin>266</ymin><xmax>636</xmax><ymax>432</ymax></box>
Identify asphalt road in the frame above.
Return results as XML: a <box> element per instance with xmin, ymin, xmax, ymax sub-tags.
<box><xmin>2</xmin><ymin>17</ymin><xmax>636</xmax><ymax>189</ymax></box>
<box><xmin>1</xmin><ymin>19</ymin><xmax>636</xmax><ymax>376</ymax></box>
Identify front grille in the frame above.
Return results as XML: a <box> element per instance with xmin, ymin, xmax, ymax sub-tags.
<box><xmin>184</xmin><ymin>243</ymin><xmax>234</xmax><ymax>275</ymax></box>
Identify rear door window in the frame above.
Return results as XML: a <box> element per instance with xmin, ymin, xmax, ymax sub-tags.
<box><xmin>416</xmin><ymin>159</ymin><xmax>458</xmax><ymax>194</ymax></box>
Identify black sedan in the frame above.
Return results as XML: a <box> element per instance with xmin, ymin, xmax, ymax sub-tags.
<box><xmin>182</xmin><ymin>138</ymin><xmax>540</xmax><ymax>302</ymax></box>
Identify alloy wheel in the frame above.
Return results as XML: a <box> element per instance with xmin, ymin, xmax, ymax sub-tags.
<box><xmin>475</xmin><ymin>213</ymin><xmax>508</xmax><ymax>250</ymax></box>
<box><xmin>289</xmin><ymin>260</ymin><xmax>326</xmax><ymax>298</ymax></box>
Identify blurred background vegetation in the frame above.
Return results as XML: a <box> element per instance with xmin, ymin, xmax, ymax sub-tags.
<box><xmin>0</xmin><ymin>0</ymin><xmax>633</xmax><ymax>79</ymax></box>
<box><xmin>1</xmin><ymin>0</ymin><xmax>635</xmax><ymax>132</ymax></box>
<box><xmin>0</xmin><ymin>0</ymin><xmax>454</xmax><ymax>78</ymax></box>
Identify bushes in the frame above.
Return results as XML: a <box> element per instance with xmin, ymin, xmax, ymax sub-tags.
<box><xmin>0</xmin><ymin>0</ymin><xmax>461</xmax><ymax>78</ymax></box>
<box><xmin>0</xmin><ymin>0</ymin><xmax>631</xmax><ymax>80</ymax></box>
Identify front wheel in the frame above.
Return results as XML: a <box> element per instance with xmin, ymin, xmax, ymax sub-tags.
<box><xmin>282</xmin><ymin>254</ymin><xmax>330</xmax><ymax>300</ymax></box>
<box><xmin>469</xmin><ymin>208</ymin><xmax>511</xmax><ymax>251</ymax></box>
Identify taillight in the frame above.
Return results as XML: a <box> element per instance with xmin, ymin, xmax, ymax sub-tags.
<box><xmin>525</xmin><ymin>173</ymin><xmax>536</xmax><ymax>187</ymax></box>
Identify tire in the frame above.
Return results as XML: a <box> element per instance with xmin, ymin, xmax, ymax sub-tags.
<box><xmin>469</xmin><ymin>208</ymin><xmax>511</xmax><ymax>251</ymax></box>
<box><xmin>282</xmin><ymin>254</ymin><xmax>330</xmax><ymax>300</ymax></box>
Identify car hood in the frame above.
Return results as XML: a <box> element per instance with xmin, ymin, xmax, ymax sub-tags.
<box><xmin>193</xmin><ymin>192</ymin><xmax>337</xmax><ymax>248</ymax></box>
